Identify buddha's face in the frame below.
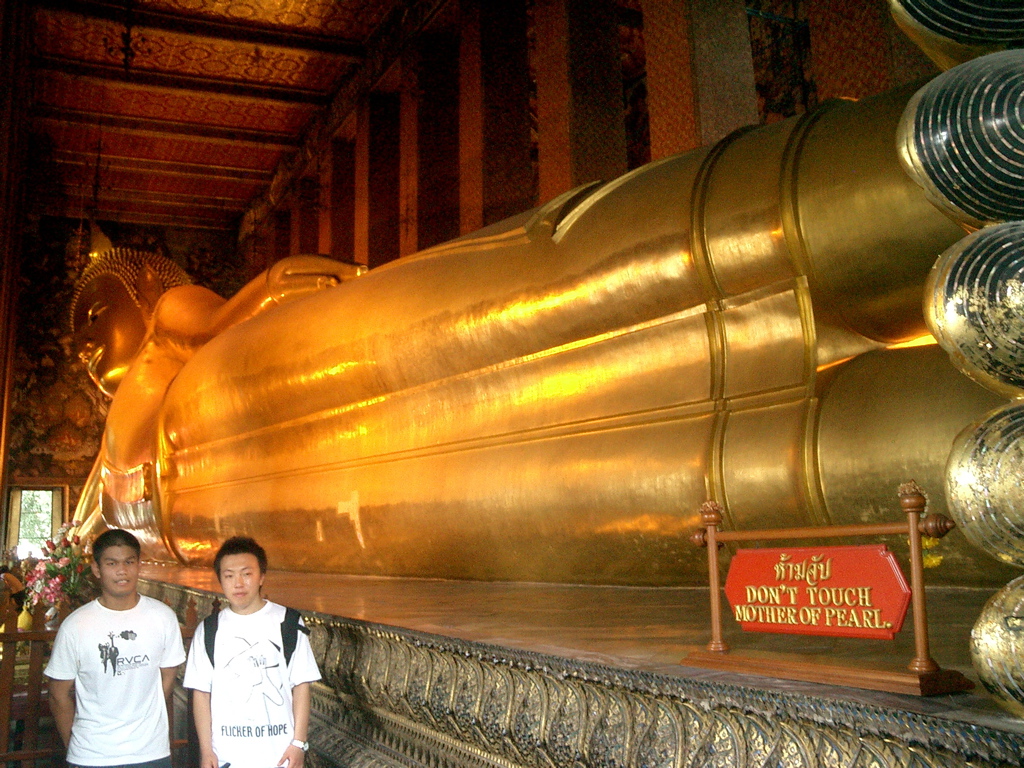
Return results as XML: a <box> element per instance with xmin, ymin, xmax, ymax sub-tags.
<box><xmin>73</xmin><ymin>274</ymin><xmax>147</xmax><ymax>398</ymax></box>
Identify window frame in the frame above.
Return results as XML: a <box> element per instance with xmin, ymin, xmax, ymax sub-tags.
<box><xmin>4</xmin><ymin>483</ymin><xmax>69</xmax><ymax>556</ymax></box>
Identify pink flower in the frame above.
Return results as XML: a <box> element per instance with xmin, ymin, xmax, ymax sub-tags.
<box><xmin>23</xmin><ymin>532</ymin><xmax>88</xmax><ymax>609</ymax></box>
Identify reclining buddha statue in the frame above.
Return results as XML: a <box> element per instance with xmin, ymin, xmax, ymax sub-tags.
<box><xmin>71</xmin><ymin>252</ymin><xmax>366</xmax><ymax>562</ymax></box>
<box><xmin>72</xmin><ymin>40</ymin><xmax>1024</xmax><ymax>588</ymax></box>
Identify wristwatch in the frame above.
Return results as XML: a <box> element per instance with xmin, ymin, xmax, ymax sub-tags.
<box><xmin>290</xmin><ymin>739</ymin><xmax>309</xmax><ymax>752</ymax></box>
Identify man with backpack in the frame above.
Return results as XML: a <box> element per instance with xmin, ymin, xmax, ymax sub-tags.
<box><xmin>184</xmin><ymin>537</ymin><xmax>321</xmax><ymax>768</ymax></box>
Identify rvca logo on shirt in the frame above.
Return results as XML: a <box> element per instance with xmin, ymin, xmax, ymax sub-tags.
<box><xmin>97</xmin><ymin>629</ymin><xmax>149</xmax><ymax>675</ymax></box>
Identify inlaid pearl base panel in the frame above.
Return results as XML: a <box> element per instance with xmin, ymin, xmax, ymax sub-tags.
<box><xmin>142</xmin><ymin>565</ymin><xmax>1024</xmax><ymax>768</ymax></box>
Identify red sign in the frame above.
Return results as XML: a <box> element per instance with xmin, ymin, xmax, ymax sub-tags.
<box><xmin>724</xmin><ymin>545</ymin><xmax>911</xmax><ymax>640</ymax></box>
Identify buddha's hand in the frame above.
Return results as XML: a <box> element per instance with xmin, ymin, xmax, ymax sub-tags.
<box><xmin>268</xmin><ymin>255</ymin><xmax>367</xmax><ymax>304</ymax></box>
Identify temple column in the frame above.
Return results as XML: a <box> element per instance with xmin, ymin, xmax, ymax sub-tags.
<box><xmin>640</xmin><ymin>0</ymin><xmax>700</xmax><ymax>159</ymax></box>
<box><xmin>367</xmin><ymin>92</ymin><xmax>401</xmax><ymax>268</ymax></box>
<box><xmin>459</xmin><ymin>0</ymin><xmax>534</xmax><ymax>231</ymax></box>
<box><xmin>321</xmin><ymin>137</ymin><xmax>356</xmax><ymax>262</ymax></box>
<box><xmin>399</xmin><ymin>52</ymin><xmax>419</xmax><ymax>258</ymax></box>
<box><xmin>418</xmin><ymin>27</ymin><xmax>460</xmax><ymax>249</ymax></box>
<box><xmin>354</xmin><ymin>100</ymin><xmax>371</xmax><ymax>267</ymax></box>
<box><xmin>317</xmin><ymin>157</ymin><xmax>332</xmax><ymax>256</ymax></box>
<box><xmin>291</xmin><ymin>178</ymin><xmax>320</xmax><ymax>255</ymax></box>
<box><xmin>0</xmin><ymin>0</ymin><xmax>30</xmax><ymax>516</ymax></box>
<box><xmin>689</xmin><ymin>0</ymin><xmax>759</xmax><ymax>145</ymax></box>
<box><xmin>244</xmin><ymin>222</ymin><xmax>273</xmax><ymax>276</ymax></box>
<box><xmin>273</xmin><ymin>209</ymin><xmax>291</xmax><ymax>263</ymax></box>
<box><xmin>534</xmin><ymin>0</ymin><xmax>627</xmax><ymax>200</ymax></box>
<box><xmin>458</xmin><ymin>0</ymin><xmax>483</xmax><ymax>234</ymax></box>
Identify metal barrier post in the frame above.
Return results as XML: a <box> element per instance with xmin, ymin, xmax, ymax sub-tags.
<box><xmin>900</xmin><ymin>482</ymin><xmax>939</xmax><ymax>674</ymax></box>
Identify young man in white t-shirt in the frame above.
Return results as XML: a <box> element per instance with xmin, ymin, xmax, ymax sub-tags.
<box><xmin>184</xmin><ymin>537</ymin><xmax>321</xmax><ymax>768</ymax></box>
<box><xmin>45</xmin><ymin>529</ymin><xmax>186</xmax><ymax>768</ymax></box>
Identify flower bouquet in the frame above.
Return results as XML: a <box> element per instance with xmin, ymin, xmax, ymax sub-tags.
<box><xmin>24</xmin><ymin>521</ymin><xmax>93</xmax><ymax>622</ymax></box>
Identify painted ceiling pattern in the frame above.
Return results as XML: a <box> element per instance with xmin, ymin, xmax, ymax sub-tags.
<box><xmin>141</xmin><ymin>0</ymin><xmax>395</xmax><ymax>39</ymax></box>
<box><xmin>83</xmin><ymin>166</ymin><xmax>259</xmax><ymax>199</ymax></box>
<box><xmin>28</xmin><ymin>0</ymin><xmax>390</xmax><ymax>229</ymax></box>
<box><xmin>35</xmin><ymin>11</ymin><xmax>352</xmax><ymax>90</ymax></box>
<box><xmin>44</xmin><ymin>121</ymin><xmax>285</xmax><ymax>168</ymax></box>
<box><xmin>36</xmin><ymin>72</ymin><xmax>316</xmax><ymax>133</ymax></box>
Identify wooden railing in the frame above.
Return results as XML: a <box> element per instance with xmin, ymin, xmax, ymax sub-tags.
<box><xmin>0</xmin><ymin>599</ymin><xmax>62</xmax><ymax>767</ymax></box>
<box><xmin>0</xmin><ymin>592</ymin><xmax>202</xmax><ymax>768</ymax></box>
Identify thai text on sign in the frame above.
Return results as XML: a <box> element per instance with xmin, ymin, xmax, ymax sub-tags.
<box><xmin>724</xmin><ymin>545</ymin><xmax>912</xmax><ymax>640</ymax></box>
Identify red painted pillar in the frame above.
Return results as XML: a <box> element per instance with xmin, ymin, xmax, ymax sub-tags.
<box><xmin>534</xmin><ymin>0</ymin><xmax>627</xmax><ymax>201</ymax></box>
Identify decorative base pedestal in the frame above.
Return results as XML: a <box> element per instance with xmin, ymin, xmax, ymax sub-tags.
<box><xmin>683</xmin><ymin>648</ymin><xmax>975</xmax><ymax>696</ymax></box>
<box><xmin>141</xmin><ymin>573</ymin><xmax>1024</xmax><ymax>768</ymax></box>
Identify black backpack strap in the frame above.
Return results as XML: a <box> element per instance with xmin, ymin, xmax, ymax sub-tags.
<box><xmin>281</xmin><ymin>606</ymin><xmax>309</xmax><ymax>666</ymax></box>
<box><xmin>203</xmin><ymin>610</ymin><xmax>219</xmax><ymax>666</ymax></box>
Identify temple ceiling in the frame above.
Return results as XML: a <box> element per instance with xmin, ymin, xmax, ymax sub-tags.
<box><xmin>26</xmin><ymin>0</ymin><xmax>400</xmax><ymax>231</ymax></box>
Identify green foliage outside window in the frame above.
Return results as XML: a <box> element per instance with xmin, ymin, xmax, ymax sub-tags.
<box><xmin>18</xmin><ymin>490</ymin><xmax>54</xmax><ymax>557</ymax></box>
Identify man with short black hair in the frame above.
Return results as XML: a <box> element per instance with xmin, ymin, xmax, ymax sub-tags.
<box><xmin>184</xmin><ymin>536</ymin><xmax>321</xmax><ymax>768</ymax></box>
<box><xmin>45</xmin><ymin>529</ymin><xmax>186</xmax><ymax>768</ymax></box>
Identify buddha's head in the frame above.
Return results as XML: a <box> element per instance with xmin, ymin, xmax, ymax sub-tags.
<box><xmin>71</xmin><ymin>249</ymin><xmax>191</xmax><ymax>397</ymax></box>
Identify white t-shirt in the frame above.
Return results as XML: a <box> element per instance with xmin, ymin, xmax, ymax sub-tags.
<box><xmin>183</xmin><ymin>601</ymin><xmax>321</xmax><ymax>768</ymax></box>
<box><xmin>44</xmin><ymin>595</ymin><xmax>187</xmax><ymax>766</ymax></box>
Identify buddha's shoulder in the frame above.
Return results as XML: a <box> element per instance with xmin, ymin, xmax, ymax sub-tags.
<box><xmin>151</xmin><ymin>284</ymin><xmax>227</xmax><ymax>338</ymax></box>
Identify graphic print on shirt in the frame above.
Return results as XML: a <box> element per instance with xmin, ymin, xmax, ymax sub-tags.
<box><xmin>97</xmin><ymin>629</ymin><xmax>147</xmax><ymax>676</ymax></box>
<box><xmin>224</xmin><ymin>635</ymin><xmax>287</xmax><ymax>727</ymax></box>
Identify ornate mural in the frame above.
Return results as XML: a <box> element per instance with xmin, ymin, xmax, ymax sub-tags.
<box><xmin>619</xmin><ymin>0</ymin><xmax>650</xmax><ymax>170</ymax></box>
<box><xmin>6</xmin><ymin>215</ymin><xmax>243</xmax><ymax>486</ymax></box>
<box><xmin>747</xmin><ymin>1</ymin><xmax>818</xmax><ymax>124</ymax></box>
<box><xmin>8</xmin><ymin>217</ymin><xmax>105</xmax><ymax>483</ymax></box>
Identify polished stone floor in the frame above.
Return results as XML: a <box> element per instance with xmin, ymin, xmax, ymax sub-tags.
<box><xmin>141</xmin><ymin>563</ymin><xmax>1024</xmax><ymax>734</ymax></box>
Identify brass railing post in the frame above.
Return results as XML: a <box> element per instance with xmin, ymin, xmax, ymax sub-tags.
<box><xmin>900</xmin><ymin>481</ymin><xmax>939</xmax><ymax>674</ymax></box>
<box><xmin>700</xmin><ymin>501</ymin><xmax>728</xmax><ymax>653</ymax></box>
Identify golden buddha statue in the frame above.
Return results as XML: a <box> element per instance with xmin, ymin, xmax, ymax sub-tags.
<box><xmin>72</xmin><ymin>250</ymin><xmax>365</xmax><ymax>560</ymax></box>
<box><xmin>72</xmin><ymin>49</ymin><xmax>1024</xmax><ymax>588</ymax></box>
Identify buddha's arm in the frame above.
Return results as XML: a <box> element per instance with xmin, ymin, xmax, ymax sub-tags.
<box><xmin>153</xmin><ymin>257</ymin><xmax>365</xmax><ymax>348</ymax></box>
<box><xmin>204</xmin><ymin>255</ymin><xmax>365</xmax><ymax>337</ymax></box>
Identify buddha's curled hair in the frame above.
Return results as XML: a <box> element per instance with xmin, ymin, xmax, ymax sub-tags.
<box><xmin>70</xmin><ymin>248</ymin><xmax>192</xmax><ymax>332</ymax></box>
